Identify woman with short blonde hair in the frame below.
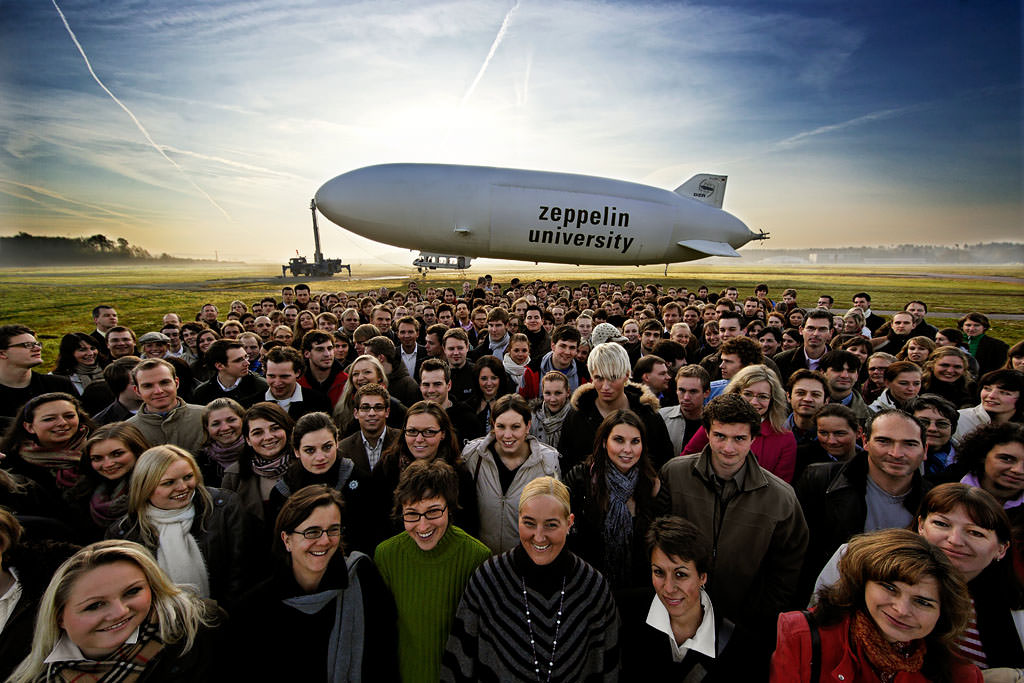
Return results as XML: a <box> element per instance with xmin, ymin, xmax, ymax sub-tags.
<box><xmin>443</xmin><ymin>476</ymin><xmax>619</xmax><ymax>681</ymax></box>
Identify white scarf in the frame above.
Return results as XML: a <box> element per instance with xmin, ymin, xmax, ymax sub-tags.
<box><xmin>503</xmin><ymin>354</ymin><xmax>529</xmax><ymax>389</ymax></box>
<box><xmin>146</xmin><ymin>499</ymin><xmax>210</xmax><ymax>597</ymax></box>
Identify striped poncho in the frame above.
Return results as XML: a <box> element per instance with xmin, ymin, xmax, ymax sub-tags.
<box><xmin>441</xmin><ymin>545</ymin><xmax>620</xmax><ymax>682</ymax></box>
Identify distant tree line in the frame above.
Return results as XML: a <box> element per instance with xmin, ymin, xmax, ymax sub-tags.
<box><xmin>0</xmin><ymin>232</ymin><xmax>197</xmax><ymax>265</ymax></box>
<box><xmin>743</xmin><ymin>242</ymin><xmax>1023</xmax><ymax>264</ymax></box>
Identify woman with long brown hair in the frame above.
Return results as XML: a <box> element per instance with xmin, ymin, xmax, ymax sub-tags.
<box><xmin>565</xmin><ymin>409</ymin><xmax>660</xmax><ymax>589</ymax></box>
<box><xmin>772</xmin><ymin>528</ymin><xmax>981</xmax><ymax>682</ymax></box>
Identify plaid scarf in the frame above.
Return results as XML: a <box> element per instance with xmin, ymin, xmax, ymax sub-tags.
<box><xmin>42</xmin><ymin>618</ymin><xmax>165</xmax><ymax>683</ymax></box>
<box><xmin>250</xmin><ymin>447</ymin><xmax>293</xmax><ymax>479</ymax></box>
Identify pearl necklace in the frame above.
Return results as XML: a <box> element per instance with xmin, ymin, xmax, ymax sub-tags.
<box><xmin>521</xmin><ymin>576</ymin><xmax>566</xmax><ymax>683</ymax></box>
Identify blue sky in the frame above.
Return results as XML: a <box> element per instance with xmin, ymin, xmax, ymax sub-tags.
<box><xmin>0</xmin><ymin>0</ymin><xmax>1020</xmax><ymax>263</ymax></box>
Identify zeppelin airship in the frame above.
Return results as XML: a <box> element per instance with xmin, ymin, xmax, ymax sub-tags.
<box><xmin>314</xmin><ymin>163</ymin><xmax>766</xmax><ymax>270</ymax></box>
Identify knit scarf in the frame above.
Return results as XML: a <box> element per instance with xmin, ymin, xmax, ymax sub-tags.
<box><xmin>19</xmin><ymin>427</ymin><xmax>87</xmax><ymax>490</ymax></box>
<box><xmin>146</xmin><ymin>501</ymin><xmax>210</xmax><ymax>597</ymax></box>
<box><xmin>45</xmin><ymin>616</ymin><xmax>164</xmax><ymax>683</ymax></box>
<box><xmin>538</xmin><ymin>401</ymin><xmax>571</xmax><ymax>447</ymax></box>
<box><xmin>74</xmin><ymin>363</ymin><xmax>106</xmax><ymax>389</ymax></box>
<box><xmin>503</xmin><ymin>354</ymin><xmax>528</xmax><ymax>389</ymax></box>
<box><xmin>251</xmin><ymin>447</ymin><xmax>293</xmax><ymax>479</ymax></box>
<box><xmin>89</xmin><ymin>478</ymin><xmax>130</xmax><ymax>528</ymax></box>
<box><xmin>602</xmin><ymin>465</ymin><xmax>639</xmax><ymax>588</ymax></box>
<box><xmin>488</xmin><ymin>332</ymin><xmax>510</xmax><ymax>352</ymax></box>
<box><xmin>282</xmin><ymin>552</ymin><xmax>368</xmax><ymax>683</ymax></box>
<box><xmin>852</xmin><ymin>610</ymin><xmax>926</xmax><ymax>679</ymax></box>
<box><xmin>202</xmin><ymin>435</ymin><xmax>246</xmax><ymax>473</ymax></box>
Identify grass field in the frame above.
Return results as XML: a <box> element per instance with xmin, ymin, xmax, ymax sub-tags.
<box><xmin>1</xmin><ymin>262</ymin><xmax>1021</xmax><ymax>367</ymax></box>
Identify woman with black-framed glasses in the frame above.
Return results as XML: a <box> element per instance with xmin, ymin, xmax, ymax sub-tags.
<box><xmin>374</xmin><ymin>459</ymin><xmax>491</xmax><ymax>683</ymax></box>
<box><xmin>373</xmin><ymin>401</ymin><xmax>479</xmax><ymax>538</ymax></box>
<box><xmin>231</xmin><ymin>484</ymin><xmax>399</xmax><ymax>682</ymax></box>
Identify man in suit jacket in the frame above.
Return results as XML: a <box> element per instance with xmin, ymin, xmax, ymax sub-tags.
<box><xmin>90</xmin><ymin>304</ymin><xmax>119</xmax><ymax>358</ymax></box>
<box><xmin>772</xmin><ymin>309</ymin><xmax>834</xmax><ymax>385</ymax></box>
<box><xmin>395</xmin><ymin>316</ymin><xmax>429</xmax><ymax>380</ymax></box>
<box><xmin>960</xmin><ymin>312</ymin><xmax>1010</xmax><ymax>377</ymax></box>
<box><xmin>658</xmin><ymin>365</ymin><xmax>710</xmax><ymax>455</ymax></box>
<box><xmin>337</xmin><ymin>383</ymin><xmax>401</xmax><ymax>478</ymax></box>
<box><xmin>852</xmin><ymin>292</ymin><xmax>886</xmax><ymax>334</ymax></box>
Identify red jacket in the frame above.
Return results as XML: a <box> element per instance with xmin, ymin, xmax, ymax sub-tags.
<box><xmin>682</xmin><ymin>419</ymin><xmax>797</xmax><ymax>483</ymax></box>
<box><xmin>770</xmin><ymin>611</ymin><xmax>983</xmax><ymax>683</ymax></box>
<box><xmin>298</xmin><ymin>364</ymin><xmax>348</xmax><ymax>408</ymax></box>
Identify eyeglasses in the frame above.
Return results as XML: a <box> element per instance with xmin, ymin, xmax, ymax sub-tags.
<box><xmin>358</xmin><ymin>404</ymin><xmax>388</xmax><ymax>412</ymax></box>
<box><xmin>917</xmin><ymin>418</ymin><xmax>952</xmax><ymax>430</ymax></box>
<box><xmin>402</xmin><ymin>505</ymin><xmax>447</xmax><ymax>523</ymax></box>
<box><xmin>5</xmin><ymin>341</ymin><xmax>42</xmax><ymax>350</ymax></box>
<box><xmin>405</xmin><ymin>428</ymin><xmax>442</xmax><ymax>438</ymax></box>
<box><xmin>290</xmin><ymin>525</ymin><xmax>343</xmax><ymax>540</ymax></box>
<box><xmin>740</xmin><ymin>391</ymin><xmax>771</xmax><ymax>402</ymax></box>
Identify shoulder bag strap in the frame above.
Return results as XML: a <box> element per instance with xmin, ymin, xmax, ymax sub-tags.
<box><xmin>801</xmin><ymin>610</ymin><xmax>821</xmax><ymax>683</ymax></box>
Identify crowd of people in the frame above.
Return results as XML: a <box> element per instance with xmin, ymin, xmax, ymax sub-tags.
<box><xmin>0</xmin><ymin>276</ymin><xmax>1022</xmax><ymax>681</ymax></box>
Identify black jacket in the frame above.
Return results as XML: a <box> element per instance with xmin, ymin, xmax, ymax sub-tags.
<box><xmin>107</xmin><ymin>486</ymin><xmax>263</xmax><ymax>611</ymax></box>
<box><xmin>865</xmin><ymin>312</ymin><xmax>886</xmax><ymax>334</ymax></box>
<box><xmin>0</xmin><ymin>540</ymin><xmax>79</xmax><ymax>680</ymax></box>
<box><xmin>192</xmin><ymin>372</ymin><xmax>268</xmax><ymax>407</ymax></box>
<box><xmin>972</xmin><ymin>333</ymin><xmax>1010</xmax><ymax>377</ymax></box>
<box><xmin>280</xmin><ymin>385</ymin><xmax>333</xmax><ymax>421</ymax></box>
<box><xmin>619</xmin><ymin>589</ymin><xmax>763</xmax><ymax>681</ymax></box>
<box><xmin>874</xmin><ymin>319</ymin><xmax>938</xmax><ymax>341</ymax></box>
<box><xmin>793</xmin><ymin>453</ymin><xmax>933</xmax><ymax>603</ymax></box>
<box><xmin>92</xmin><ymin>398</ymin><xmax>136</xmax><ymax>425</ymax></box>
<box><xmin>231</xmin><ymin>552</ymin><xmax>398</xmax><ymax>682</ymax></box>
<box><xmin>385</xmin><ymin>361</ymin><xmax>421</xmax><ymax>408</ymax></box>
<box><xmin>771</xmin><ymin>347</ymin><xmax>818</xmax><ymax>386</ymax></box>
<box><xmin>0</xmin><ymin>372</ymin><xmax>76</xmax><ymax>431</ymax></box>
<box><xmin>563</xmin><ymin>461</ymin><xmax>656</xmax><ymax>591</ymax></box>
<box><xmin>268</xmin><ymin>458</ymin><xmax>378</xmax><ymax>554</ymax></box>
<box><xmin>449</xmin><ymin>363</ymin><xmax>476</xmax><ymax>405</ymax></box>
<box><xmin>557</xmin><ymin>381</ymin><xmax>674</xmax><ymax>472</ymax></box>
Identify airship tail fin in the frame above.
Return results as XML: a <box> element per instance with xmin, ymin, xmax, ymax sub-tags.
<box><xmin>675</xmin><ymin>174</ymin><xmax>727</xmax><ymax>209</ymax></box>
<box><xmin>676</xmin><ymin>239</ymin><xmax>741</xmax><ymax>258</ymax></box>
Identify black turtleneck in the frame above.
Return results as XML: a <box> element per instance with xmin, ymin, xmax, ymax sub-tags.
<box><xmin>511</xmin><ymin>543</ymin><xmax>575</xmax><ymax>598</ymax></box>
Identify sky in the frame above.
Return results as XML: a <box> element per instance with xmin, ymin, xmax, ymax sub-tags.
<box><xmin>0</xmin><ymin>0</ymin><xmax>1020</xmax><ymax>265</ymax></box>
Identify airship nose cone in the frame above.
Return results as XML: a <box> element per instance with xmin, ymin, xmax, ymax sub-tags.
<box><xmin>315</xmin><ymin>173</ymin><xmax>357</xmax><ymax>224</ymax></box>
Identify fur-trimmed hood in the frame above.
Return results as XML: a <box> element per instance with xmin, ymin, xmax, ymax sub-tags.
<box><xmin>570</xmin><ymin>380</ymin><xmax>661</xmax><ymax>414</ymax></box>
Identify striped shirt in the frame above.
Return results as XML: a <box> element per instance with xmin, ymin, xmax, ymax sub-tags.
<box><xmin>954</xmin><ymin>597</ymin><xmax>987</xmax><ymax>668</ymax></box>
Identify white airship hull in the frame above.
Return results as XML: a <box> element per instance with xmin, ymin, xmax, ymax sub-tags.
<box><xmin>314</xmin><ymin>163</ymin><xmax>759</xmax><ymax>266</ymax></box>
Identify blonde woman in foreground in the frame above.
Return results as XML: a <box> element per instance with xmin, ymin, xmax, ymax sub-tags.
<box><xmin>10</xmin><ymin>539</ymin><xmax>224</xmax><ymax>683</ymax></box>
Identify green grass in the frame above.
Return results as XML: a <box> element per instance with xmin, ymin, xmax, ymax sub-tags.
<box><xmin>2</xmin><ymin>263</ymin><xmax>1020</xmax><ymax>367</ymax></box>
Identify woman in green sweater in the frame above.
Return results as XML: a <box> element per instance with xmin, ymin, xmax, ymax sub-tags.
<box><xmin>374</xmin><ymin>458</ymin><xmax>491</xmax><ymax>683</ymax></box>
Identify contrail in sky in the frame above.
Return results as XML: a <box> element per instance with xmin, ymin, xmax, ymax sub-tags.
<box><xmin>461</xmin><ymin>0</ymin><xmax>520</xmax><ymax>105</ymax></box>
<box><xmin>50</xmin><ymin>0</ymin><xmax>231</xmax><ymax>219</ymax></box>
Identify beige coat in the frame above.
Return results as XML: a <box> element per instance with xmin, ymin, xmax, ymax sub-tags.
<box><xmin>126</xmin><ymin>399</ymin><xmax>205</xmax><ymax>454</ymax></box>
<box><xmin>462</xmin><ymin>433</ymin><xmax>560</xmax><ymax>554</ymax></box>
